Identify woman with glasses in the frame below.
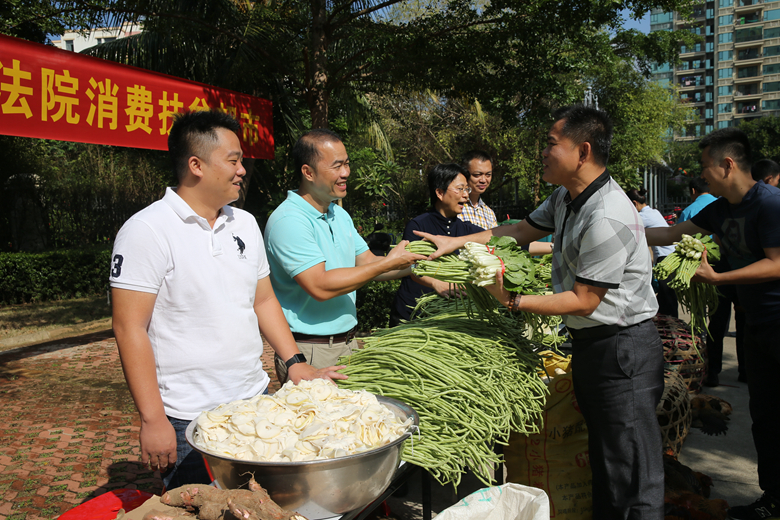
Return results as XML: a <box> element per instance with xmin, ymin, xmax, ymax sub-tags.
<box><xmin>389</xmin><ymin>163</ymin><xmax>484</xmax><ymax>326</ymax></box>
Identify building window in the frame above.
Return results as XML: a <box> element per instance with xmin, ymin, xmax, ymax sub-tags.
<box><xmin>766</xmin><ymin>27</ymin><xmax>780</xmax><ymax>39</ymax></box>
<box><xmin>707</xmin><ymin>8</ymin><xmax>714</xmax><ymax>19</ymax></box>
<box><xmin>650</xmin><ymin>12</ymin><xmax>674</xmax><ymax>24</ymax></box>
<box><xmin>719</xmin><ymin>0</ymin><xmax>733</xmax><ymax>7</ymax></box>
<box><xmin>764</xmin><ymin>63</ymin><xmax>780</xmax><ymax>75</ymax></box>
<box><xmin>707</xmin><ymin>42</ymin><xmax>715</xmax><ymax>52</ymax></box>
<box><xmin>706</xmin><ymin>108</ymin><xmax>714</xmax><ymax>118</ymax></box>
<box><xmin>718</xmin><ymin>103</ymin><xmax>733</xmax><ymax>113</ymax></box>
<box><xmin>738</xmin><ymin>48</ymin><xmax>761</xmax><ymax>60</ymax></box>
<box><xmin>737</xmin><ymin>66</ymin><xmax>759</xmax><ymax>78</ymax></box>
<box><xmin>65</xmin><ymin>40</ymin><xmax>74</xmax><ymax>51</ymax></box>
<box><xmin>718</xmin><ymin>68</ymin><xmax>733</xmax><ymax>78</ymax></box>
<box><xmin>718</xmin><ymin>32</ymin><xmax>733</xmax><ymax>43</ymax></box>
<box><xmin>763</xmin><ymin>99</ymin><xmax>780</xmax><ymax>110</ymax></box>
<box><xmin>718</xmin><ymin>50</ymin><xmax>734</xmax><ymax>60</ymax></box>
<box><xmin>718</xmin><ymin>120</ymin><xmax>732</xmax><ymax>129</ymax></box>
<box><xmin>765</xmin><ymin>45</ymin><xmax>780</xmax><ymax>57</ymax></box>
<box><xmin>719</xmin><ymin>15</ymin><xmax>733</xmax><ymax>26</ymax></box>
<box><xmin>652</xmin><ymin>62</ymin><xmax>673</xmax><ymax>73</ymax></box>
<box><xmin>706</xmin><ymin>92</ymin><xmax>713</xmax><ymax>102</ymax></box>
<box><xmin>763</xmin><ymin>81</ymin><xmax>780</xmax><ymax>92</ymax></box>
<box><xmin>737</xmin><ymin>102</ymin><xmax>759</xmax><ymax>113</ymax></box>
<box><xmin>735</xmin><ymin>27</ymin><xmax>762</xmax><ymax>42</ymax></box>
<box><xmin>718</xmin><ymin>85</ymin><xmax>733</xmax><ymax>95</ymax></box>
<box><xmin>765</xmin><ymin>9</ymin><xmax>780</xmax><ymax>21</ymax></box>
<box><xmin>706</xmin><ymin>125</ymin><xmax>714</xmax><ymax>133</ymax></box>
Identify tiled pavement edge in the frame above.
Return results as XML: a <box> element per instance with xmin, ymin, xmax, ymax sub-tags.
<box><xmin>0</xmin><ymin>331</ymin><xmax>282</xmax><ymax>520</ymax></box>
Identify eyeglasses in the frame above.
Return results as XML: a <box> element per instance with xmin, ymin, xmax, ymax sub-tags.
<box><xmin>449</xmin><ymin>186</ymin><xmax>472</xmax><ymax>195</ymax></box>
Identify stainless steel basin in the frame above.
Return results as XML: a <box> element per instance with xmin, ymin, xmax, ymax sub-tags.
<box><xmin>185</xmin><ymin>395</ymin><xmax>419</xmax><ymax>520</ymax></box>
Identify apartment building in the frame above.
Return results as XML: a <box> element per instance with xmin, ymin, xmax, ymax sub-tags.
<box><xmin>50</xmin><ymin>23</ymin><xmax>142</xmax><ymax>53</ymax></box>
<box><xmin>651</xmin><ymin>1</ymin><xmax>780</xmax><ymax>139</ymax></box>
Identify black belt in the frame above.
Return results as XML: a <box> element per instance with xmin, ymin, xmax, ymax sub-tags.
<box><xmin>567</xmin><ymin>319</ymin><xmax>648</xmax><ymax>341</ymax></box>
<box><xmin>292</xmin><ymin>327</ymin><xmax>357</xmax><ymax>344</ymax></box>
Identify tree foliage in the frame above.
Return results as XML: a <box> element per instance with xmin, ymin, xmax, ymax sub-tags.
<box><xmin>1</xmin><ymin>0</ymin><xmax>704</xmax><ymax>246</ymax></box>
<box><xmin>738</xmin><ymin>116</ymin><xmax>780</xmax><ymax>163</ymax></box>
<box><xmin>41</xmin><ymin>0</ymin><xmax>700</xmax><ymax>131</ymax></box>
<box><xmin>0</xmin><ymin>0</ymin><xmax>103</xmax><ymax>43</ymax></box>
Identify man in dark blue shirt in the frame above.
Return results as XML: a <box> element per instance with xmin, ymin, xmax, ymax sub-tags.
<box><xmin>647</xmin><ymin>128</ymin><xmax>780</xmax><ymax>520</ymax></box>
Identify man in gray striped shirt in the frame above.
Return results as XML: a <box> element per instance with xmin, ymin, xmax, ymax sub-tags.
<box><xmin>417</xmin><ymin>105</ymin><xmax>664</xmax><ymax>520</ymax></box>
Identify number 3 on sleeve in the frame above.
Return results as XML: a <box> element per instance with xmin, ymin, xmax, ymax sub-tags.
<box><xmin>112</xmin><ymin>254</ymin><xmax>124</xmax><ymax>277</ymax></box>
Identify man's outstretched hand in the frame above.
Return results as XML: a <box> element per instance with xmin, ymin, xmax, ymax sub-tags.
<box><xmin>412</xmin><ymin>231</ymin><xmax>460</xmax><ymax>259</ymax></box>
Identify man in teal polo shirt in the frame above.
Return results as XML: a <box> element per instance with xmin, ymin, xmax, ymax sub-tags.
<box><xmin>265</xmin><ymin>129</ymin><xmax>424</xmax><ymax>382</ymax></box>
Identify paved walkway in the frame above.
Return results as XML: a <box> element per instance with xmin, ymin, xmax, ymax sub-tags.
<box><xmin>0</xmin><ymin>331</ymin><xmax>281</xmax><ymax>520</ymax></box>
<box><xmin>678</xmin><ymin>327</ymin><xmax>759</xmax><ymax>509</ymax></box>
<box><xmin>0</xmin><ymin>319</ymin><xmax>760</xmax><ymax>519</ymax></box>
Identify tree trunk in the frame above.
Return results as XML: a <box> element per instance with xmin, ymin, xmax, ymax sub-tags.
<box><xmin>309</xmin><ymin>0</ymin><xmax>329</xmax><ymax>128</ymax></box>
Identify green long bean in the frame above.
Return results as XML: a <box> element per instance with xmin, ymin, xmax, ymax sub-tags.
<box><xmin>338</xmin><ymin>309</ymin><xmax>548</xmax><ymax>489</ymax></box>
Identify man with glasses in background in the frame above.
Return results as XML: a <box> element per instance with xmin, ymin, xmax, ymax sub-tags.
<box><xmin>459</xmin><ymin>150</ymin><xmax>499</xmax><ymax>229</ymax></box>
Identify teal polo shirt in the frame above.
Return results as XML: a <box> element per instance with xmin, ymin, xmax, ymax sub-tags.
<box><xmin>265</xmin><ymin>190</ymin><xmax>369</xmax><ymax>335</ymax></box>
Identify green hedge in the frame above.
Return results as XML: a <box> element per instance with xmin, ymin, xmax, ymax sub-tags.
<box><xmin>356</xmin><ymin>279</ymin><xmax>401</xmax><ymax>333</ymax></box>
<box><xmin>0</xmin><ymin>247</ymin><xmax>112</xmax><ymax>304</ymax></box>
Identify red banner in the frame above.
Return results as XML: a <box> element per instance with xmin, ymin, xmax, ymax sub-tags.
<box><xmin>0</xmin><ymin>34</ymin><xmax>273</xmax><ymax>159</ymax></box>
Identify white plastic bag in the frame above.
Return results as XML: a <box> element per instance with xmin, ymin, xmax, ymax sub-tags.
<box><xmin>435</xmin><ymin>483</ymin><xmax>550</xmax><ymax>520</ymax></box>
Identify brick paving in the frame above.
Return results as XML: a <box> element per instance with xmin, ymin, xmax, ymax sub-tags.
<box><xmin>0</xmin><ymin>331</ymin><xmax>281</xmax><ymax>520</ymax></box>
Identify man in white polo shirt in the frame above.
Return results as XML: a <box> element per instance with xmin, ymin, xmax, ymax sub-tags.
<box><xmin>109</xmin><ymin>110</ymin><xmax>345</xmax><ymax>489</ymax></box>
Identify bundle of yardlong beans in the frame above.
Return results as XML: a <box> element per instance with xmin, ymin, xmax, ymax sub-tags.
<box><xmin>338</xmin><ymin>309</ymin><xmax>548</xmax><ymax>488</ymax></box>
<box><xmin>406</xmin><ymin>240</ymin><xmax>472</xmax><ymax>284</ymax></box>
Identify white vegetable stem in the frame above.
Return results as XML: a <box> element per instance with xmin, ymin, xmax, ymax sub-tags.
<box><xmin>459</xmin><ymin>242</ymin><xmax>504</xmax><ymax>286</ymax></box>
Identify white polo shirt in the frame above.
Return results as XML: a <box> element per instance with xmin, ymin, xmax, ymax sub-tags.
<box><xmin>109</xmin><ymin>188</ymin><xmax>271</xmax><ymax>420</ymax></box>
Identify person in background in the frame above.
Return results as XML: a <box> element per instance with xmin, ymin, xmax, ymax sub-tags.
<box><xmin>646</xmin><ymin>128</ymin><xmax>780</xmax><ymax>520</ymax></box>
<box><xmin>109</xmin><ymin>111</ymin><xmax>346</xmax><ymax>489</ymax></box>
<box><xmin>627</xmin><ymin>188</ymin><xmax>679</xmax><ymax>318</ymax></box>
<box><xmin>264</xmin><ymin>129</ymin><xmax>425</xmax><ymax>383</ymax></box>
<box><xmin>677</xmin><ymin>176</ymin><xmax>740</xmax><ymax>386</ymax></box>
<box><xmin>752</xmin><ymin>158</ymin><xmax>780</xmax><ymax>187</ymax></box>
<box><xmin>391</xmin><ymin>164</ymin><xmax>553</xmax><ymax>326</ymax></box>
<box><xmin>459</xmin><ymin>150</ymin><xmax>498</xmax><ymax>229</ymax></box>
<box><xmin>390</xmin><ymin>163</ymin><xmax>484</xmax><ymax>326</ymax></box>
<box><xmin>689</xmin><ymin>177</ymin><xmax>749</xmax><ymax>386</ymax></box>
<box><xmin>678</xmin><ymin>177</ymin><xmax>716</xmax><ymax>223</ymax></box>
<box><xmin>418</xmin><ymin>105</ymin><xmax>664</xmax><ymax>519</ymax></box>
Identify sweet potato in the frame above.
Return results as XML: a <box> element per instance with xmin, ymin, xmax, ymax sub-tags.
<box><xmin>161</xmin><ymin>485</ymin><xmax>222</xmax><ymax>509</ymax></box>
<box><xmin>156</xmin><ymin>478</ymin><xmax>305</xmax><ymax>520</ymax></box>
<box><xmin>142</xmin><ymin>510</ymin><xmax>196</xmax><ymax>520</ymax></box>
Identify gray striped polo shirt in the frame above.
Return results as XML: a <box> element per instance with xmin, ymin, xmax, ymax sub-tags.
<box><xmin>527</xmin><ymin>170</ymin><xmax>658</xmax><ymax>329</ymax></box>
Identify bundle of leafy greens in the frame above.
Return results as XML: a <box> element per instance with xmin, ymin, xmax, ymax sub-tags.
<box><xmin>407</xmin><ymin>237</ymin><xmax>563</xmax><ymax>347</ymax></box>
<box><xmin>410</xmin><ymin>236</ymin><xmax>549</xmax><ymax>294</ymax></box>
<box><xmin>654</xmin><ymin>233</ymin><xmax>721</xmax><ymax>349</ymax></box>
